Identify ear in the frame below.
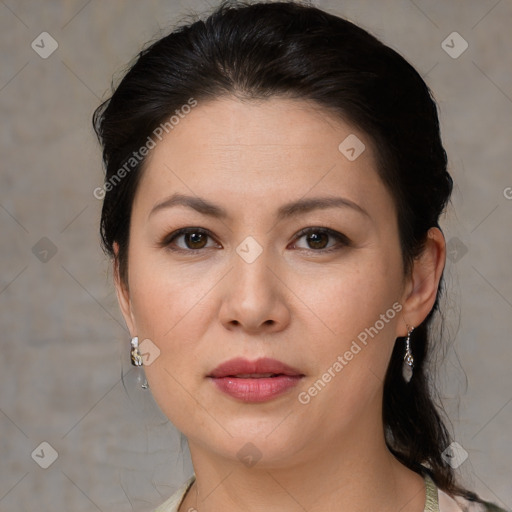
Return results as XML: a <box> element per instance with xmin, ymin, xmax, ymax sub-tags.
<box><xmin>397</xmin><ymin>227</ymin><xmax>446</xmax><ymax>337</ymax></box>
<box><xmin>113</xmin><ymin>242</ymin><xmax>137</xmax><ymax>337</ymax></box>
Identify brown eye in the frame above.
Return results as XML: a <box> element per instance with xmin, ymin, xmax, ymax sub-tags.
<box><xmin>305</xmin><ymin>231</ymin><xmax>329</xmax><ymax>249</ymax></box>
<box><xmin>184</xmin><ymin>231</ymin><xmax>208</xmax><ymax>249</ymax></box>
<box><xmin>162</xmin><ymin>228</ymin><xmax>219</xmax><ymax>252</ymax></box>
<box><xmin>293</xmin><ymin>227</ymin><xmax>350</xmax><ymax>252</ymax></box>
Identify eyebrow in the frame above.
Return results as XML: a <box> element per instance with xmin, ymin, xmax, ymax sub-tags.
<box><xmin>148</xmin><ymin>192</ymin><xmax>369</xmax><ymax>221</ymax></box>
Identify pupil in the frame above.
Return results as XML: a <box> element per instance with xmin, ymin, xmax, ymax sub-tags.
<box><xmin>308</xmin><ymin>232</ymin><xmax>328</xmax><ymax>249</ymax></box>
<box><xmin>187</xmin><ymin>232</ymin><xmax>206</xmax><ymax>249</ymax></box>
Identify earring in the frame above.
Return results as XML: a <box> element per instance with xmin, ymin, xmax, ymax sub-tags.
<box><xmin>130</xmin><ymin>336</ymin><xmax>149</xmax><ymax>389</ymax></box>
<box><xmin>130</xmin><ymin>336</ymin><xmax>143</xmax><ymax>366</ymax></box>
<box><xmin>402</xmin><ymin>326</ymin><xmax>415</xmax><ymax>383</ymax></box>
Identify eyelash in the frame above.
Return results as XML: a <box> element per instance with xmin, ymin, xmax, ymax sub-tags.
<box><xmin>159</xmin><ymin>227</ymin><xmax>351</xmax><ymax>254</ymax></box>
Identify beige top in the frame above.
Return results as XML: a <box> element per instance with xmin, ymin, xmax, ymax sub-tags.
<box><xmin>154</xmin><ymin>473</ymin><xmax>502</xmax><ymax>512</ymax></box>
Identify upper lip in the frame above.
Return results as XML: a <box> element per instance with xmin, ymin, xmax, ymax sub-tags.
<box><xmin>208</xmin><ymin>357</ymin><xmax>304</xmax><ymax>378</ymax></box>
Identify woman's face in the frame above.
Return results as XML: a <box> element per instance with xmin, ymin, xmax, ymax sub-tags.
<box><xmin>116</xmin><ymin>97</ymin><xmax>419</xmax><ymax>467</ymax></box>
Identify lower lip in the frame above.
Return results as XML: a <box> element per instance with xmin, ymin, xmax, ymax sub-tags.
<box><xmin>209</xmin><ymin>375</ymin><xmax>303</xmax><ymax>402</ymax></box>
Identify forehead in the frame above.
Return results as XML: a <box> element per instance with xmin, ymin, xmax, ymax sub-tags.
<box><xmin>132</xmin><ymin>97</ymin><xmax>391</xmax><ymax>220</ymax></box>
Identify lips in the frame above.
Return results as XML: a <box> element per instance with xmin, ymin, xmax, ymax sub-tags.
<box><xmin>208</xmin><ymin>357</ymin><xmax>303</xmax><ymax>378</ymax></box>
<box><xmin>208</xmin><ymin>357</ymin><xmax>304</xmax><ymax>403</ymax></box>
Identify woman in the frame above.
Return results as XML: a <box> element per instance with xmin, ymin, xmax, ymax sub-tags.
<box><xmin>93</xmin><ymin>2</ymin><xmax>508</xmax><ymax>511</ymax></box>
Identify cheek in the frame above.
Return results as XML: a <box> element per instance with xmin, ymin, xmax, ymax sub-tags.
<box><xmin>128</xmin><ymin>245</ymin><xmax>217</xmax><ymax>338</ymax></box>
<box><xmin>297</xmin><ymin>277</ymin><xmax>401</xmax><ymax>432</ymax></box>
<box><xmin>299</xmin><ymin>257</ymin><xmax>402</xmax><ymax>339</ymax></box>
<box><xmin>126</xmin><ymin>251</ymin><xmax>221</xmax><ymax>427</ymax></box>
<box><xmin>296</xmin><ymin>254</ymin><xmax>404</xmax><ymax>390</ymax></box>
<box><xmin>132</xmin><ymin>295</ymin><xmax>208</xmax><ymax>434</ymax></box>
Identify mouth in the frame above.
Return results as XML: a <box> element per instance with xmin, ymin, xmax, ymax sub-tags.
<box><xmin>229</xmin><ymin>373</ymin><xmax>285</xmax><ymax>378</ymax></box>
<box><xmin>208</xmin><ymin>357</ymin><xmax>303</xmax><ymax>378</ymax></box>
<box><xmin>208</xmin><ymin>357</ymin><xmax>304</xmax><ymax>402</ymax></box>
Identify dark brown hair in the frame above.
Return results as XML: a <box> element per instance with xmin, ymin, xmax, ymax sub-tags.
<box><xmin>93</xmin><ymin>0</ymin><xmax>480</xmax><ymax>499</ymax></box>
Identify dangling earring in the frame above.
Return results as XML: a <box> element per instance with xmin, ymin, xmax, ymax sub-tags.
<box><xmin>130</xmin><ymin>336</ymin><xmax>149</xmax><ymax>389</ymax></box>
<box><xmin>402</xmin><ymin>326</ymin><xmax>415</xmax><ymax>383</ymax></box>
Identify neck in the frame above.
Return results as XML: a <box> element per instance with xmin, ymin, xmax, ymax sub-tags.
<box><xmin>180</xmin><ymin>409</ymin><xmax>426</xmax><ymax>512</ymax></box>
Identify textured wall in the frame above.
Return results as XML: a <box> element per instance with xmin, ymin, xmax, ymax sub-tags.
<box><xmin>0</xmin><ymin>1</ymin><xmax>510</xmax><ymax>510</ymax></box>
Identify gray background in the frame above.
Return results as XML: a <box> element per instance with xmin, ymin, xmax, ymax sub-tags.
<box><xmin>1</xmin><ymin>1</ymin><xmax>511</xmax><ymax>511</ymax></box>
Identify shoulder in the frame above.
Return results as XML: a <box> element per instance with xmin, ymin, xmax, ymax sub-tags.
<box><xmin>154</xmin><ymin>475</ymin><xmax>195</xmax><ymax>512</ymax></box>
<box><xmin>439</xmin><ymin>488</ymin><xmax>509</xmax><ymax>512</ymax></box>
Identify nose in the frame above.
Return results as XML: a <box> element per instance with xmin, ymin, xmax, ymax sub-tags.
<box><xmin>218</xmin><ymin>245</ymin><xmax>291</xmax><ymax>334</ymax></box>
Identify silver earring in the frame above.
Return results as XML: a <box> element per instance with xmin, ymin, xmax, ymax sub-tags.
<box><xmin>130</xmin><ymin>336</ymin><xmax>149</xmax><ymax>389</ymax></box>
<box><xmin>402</xmin><ymin>326</ymin><xmax>415</xmax><ymax>383</ymax></box>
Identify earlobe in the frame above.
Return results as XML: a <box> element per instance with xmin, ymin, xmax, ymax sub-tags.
<box><xmin>398</xmin><ymin>227</ymin><xmax>446</xmax><ymax>337</ymax></box>
<box><xmin>113</xmin><ymin>242</ymin><xmax>137</xmax><ymax>337</ymax></box>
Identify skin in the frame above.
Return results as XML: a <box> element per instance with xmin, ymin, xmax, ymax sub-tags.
<box><xmin>114</xmin><ymin>97</ymin><xmax>446</xmax><ymax>512</ymax></box>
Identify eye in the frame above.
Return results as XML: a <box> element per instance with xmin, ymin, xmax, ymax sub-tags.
<box><xmin>291</xmin><ymin>227</ymin><xmax>351</xmax><ymax>252</ymax></box>
<box><xmin>161</xmin><ymin>227</ymin><xmax>220</xmax><ymax>252</ymax></box>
